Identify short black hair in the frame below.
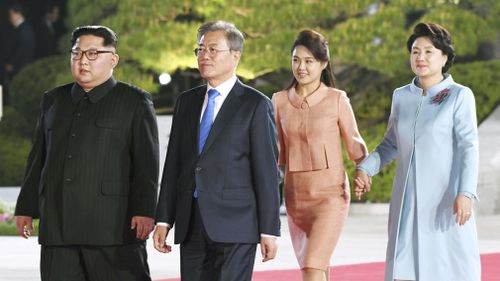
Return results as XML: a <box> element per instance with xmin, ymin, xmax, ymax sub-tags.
<box><xmin>8</xmin><ymin>1</ymin><xmax>25</xmax><ymax>16</ymax></box>
<box><xmin>407</xmin><ymin>22</ymin><xmax>455</xmax><ymax>73</ymax></box>
<box><xmin>45</xmin><ymin>2</ymin><xmax>59</xmax><ymax>14</ymax></box>
<box><xmin>71</xmin><ymin>25</ymin><xmax>118</xmax><ymax>49</ymax></box>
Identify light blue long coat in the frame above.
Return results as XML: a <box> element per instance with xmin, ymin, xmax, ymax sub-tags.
<box><xmin>359</xmin><ymin>74</ymin><xmax>481</xmax><ymax>281</ymax></box>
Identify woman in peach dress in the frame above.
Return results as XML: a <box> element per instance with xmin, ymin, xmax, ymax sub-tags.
<box><xmin>272</xmin><ymin>30</ymin><xmax>368</xmax><ymax>281</ymax></box>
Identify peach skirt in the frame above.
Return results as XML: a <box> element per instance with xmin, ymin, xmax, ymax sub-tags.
<box><xmin>285</xmin><ymin>168</ymin><xmax>349</xmax><ymax>270</ymax></box>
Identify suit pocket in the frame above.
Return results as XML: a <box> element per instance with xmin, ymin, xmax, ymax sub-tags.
<box><xmin>101</xmin><ymin>181</ymin><xmax>127</xmax><ymax>196</ymax></box>
<box><xmin>95</xmin><ymin>118</ymin><xmax>122</xmax><ymax>130</ymax></box>
<box><xmin>222</xmin><ymin>188</ymin><xmax>254</xmax><ymax>200</ymax></box>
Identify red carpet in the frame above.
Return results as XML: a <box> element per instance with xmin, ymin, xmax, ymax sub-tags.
<box><xmin>157</xmin><ymin>252</ymin><xmax>500</xmax><ymax>281</ymax></box>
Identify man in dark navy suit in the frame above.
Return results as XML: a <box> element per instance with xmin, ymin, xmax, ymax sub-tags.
<box><xmin>153</xmin><ymin>20</ymin><xmax>281</xmax><ymax>281</ymax></box>
<box><xmin>34</xmin><ymin>2</ymin><xmax>61</xmax><ymax>59</ymax></box>
<box><xmin>4</xmin><ymin>2</ymin><xmax>35</xmax><ymax>78</ymax></box>
<box><xmin>15</xmin><ymin>25</ymin><xmax>159</xmax><ymax>281</ymax></box>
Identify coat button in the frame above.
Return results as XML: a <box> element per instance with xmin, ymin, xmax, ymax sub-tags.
<box><xmin>65</xmin><ymin>178</ymin><xmax>72</xmax><ymax>182</ymax></box>
<box><xmin>195</xmin><ymin>167</ymin><xmax>203</xmax><ymax>172</ymax></box>
<box><xmin>67</xmin><ymin>154</ymin><xmax>73</xmax><ymax>159</ymax></box>
<box><xmin>71</xmin><ymin>133</ymin><xmax>76</xmax><ymax>137</ymax></box>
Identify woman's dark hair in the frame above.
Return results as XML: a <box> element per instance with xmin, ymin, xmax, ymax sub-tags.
<box><xmin>71</xmin><ymin>25</ymin><xmax>118</xmax><ymax>48</ymax></box>
<box><xmin>286</xmin><ymin>30</ymin><xmax>336</xmax><ymax>90</ymax></box>
<box><xmin>406</xmin><ymin>22</ymin><xmax>455</xmax><ymax>73</ymax></box>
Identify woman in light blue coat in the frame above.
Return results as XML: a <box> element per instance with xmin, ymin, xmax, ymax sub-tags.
<box><xmin>355</xmin><ymin>23</ymin><xmax>480</xmax><ymax>281</ymax></box>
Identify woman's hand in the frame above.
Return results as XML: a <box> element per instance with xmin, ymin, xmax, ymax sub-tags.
<box><xmin>354</xmin><ymin>170</ymin><xmax>372</xmax><ymax>200</ymax></box>
<box><xmin>454</xmin><ymin>195</ymin><xmax>473</xmax><ymax>226</ymax></box>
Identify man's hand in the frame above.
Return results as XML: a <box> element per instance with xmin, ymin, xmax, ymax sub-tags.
<box><xmin>15</xmin><ymin>216</ymin><xmax>33</xmax><ymax>239</ymax></box>
<box><xmin>260</xmin><ymin>236</ymin><xmax>278</xmax><ymax>262</ymax></box>
<box><xmin>354</xmin><ymin>170</ymin><xmax>372</xmax><ymax>200</ymax></box>
<box><xmin>153</xmin><ymin>225</ymin><xmax>172</xmax><ymax>253</ymax></box>
<box><xmin>131</xmin><ymin>216</ymin><xmax>155</xmax><ymax>240</ymax></box>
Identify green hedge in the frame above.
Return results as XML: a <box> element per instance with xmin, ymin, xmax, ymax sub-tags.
<box><xmin>0</xmin><ymin>135</ymin><xmax>31</xmax><ymax>186</ymax></box>
<box><xmin>10</xmin><ymin>55</ymin><xmax>73</xmax><ymax>128</ymax></box>
<box><xmin>450</xmin><ymin>60</ymin><xmax>500</xmax><ymax>122</ymax></box>
<box><xmin>0</xmin><ymin>106</ymin><xmax>33</xmax><ymax>138</ymax></box>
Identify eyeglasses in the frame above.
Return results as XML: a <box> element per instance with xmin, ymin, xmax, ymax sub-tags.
<box><xmin>194</xmin><ymin>47</ymin><xmax>231</xmax><ymax>57</ymax></box>
<box><xmin>70</xmin><ymin>48</ymin><xmax>115</xmax><ymax>61</ymax></box>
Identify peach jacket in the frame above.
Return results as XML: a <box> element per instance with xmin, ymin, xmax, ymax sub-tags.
<box><xmin>272</xmin><ymin>84</ymin><xmax>367</xmax><ymax>183</ymax></box>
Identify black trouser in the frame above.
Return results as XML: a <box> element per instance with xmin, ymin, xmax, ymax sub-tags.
<box><xmin>180</xmin><ymin>200</ymin><xmax>257</xmax><ymax>281</ymax></box>
<box><xmin>40</xmin><ymin>242</ymin><xmax>151</xmax><ymax>281</ymax></box>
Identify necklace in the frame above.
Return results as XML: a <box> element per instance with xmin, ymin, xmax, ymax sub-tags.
<box><xmin>297</xmin><ymin>82</ymin><xmax>321</xmax><ymax>98</ymax></box>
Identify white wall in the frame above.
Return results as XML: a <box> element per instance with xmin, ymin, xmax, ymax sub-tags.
<box><xmin>157</xmin><ymin>115</ymin><xmax>172</xmax><ymax>181</ymax></box>
<box><xmin>477</xmin><ymin>106</ymin><xmax>500</xmax><ymax>214</ymax></box>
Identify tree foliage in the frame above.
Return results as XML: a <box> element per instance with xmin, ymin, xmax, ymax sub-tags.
<box><xmin>63</xmin><ymin>0</ymin><xmax>498</xmax><ymax>79</ymax></box>
<box><xmin>451</xmin><ymin>60</ymin><xmax>500</xmax><ymax>122</ymax></box>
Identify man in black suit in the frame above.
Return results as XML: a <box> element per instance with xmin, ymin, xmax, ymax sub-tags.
<box><xmin>153</xmin><ymin>20</ymin><xmax>281</xmax><ymax>281</ymax></box>
<box><xmin>4</xmin><ymin>2</ymin><xmax>35</xmax><ymax>78</ymax></box>
<box><xmin>14</xmin><ymin>25</ymin><xmax>159</xmax><ymax>281</ymax></box>
<box><xmin>34</xmin><ymin>2</ymin><xmax>61</xmax><ymax>59</ymax></box>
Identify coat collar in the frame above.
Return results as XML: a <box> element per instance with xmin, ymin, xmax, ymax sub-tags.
<box><xmin>71</xmin><ymin>77</ymin><xmax>117</xmax><ymax>104</ymax></box>
<box><xmin>409</xmin><ymin>73</ymin><xmax>454</xmax><ymax>97</ymax></box>
<box><xmin>287</xmin><ymin>82</ymin><xmax>329</xmax><ymax>108</ymax></box>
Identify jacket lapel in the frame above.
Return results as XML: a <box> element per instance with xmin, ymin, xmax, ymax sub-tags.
<box><xmin>199</xmin><ymin>80</ymin><xmax>244</xmax><ymax>158</ymax></box>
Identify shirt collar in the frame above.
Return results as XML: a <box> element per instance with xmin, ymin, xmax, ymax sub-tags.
<box><xmin>14</xmin><ymin>18</ymin><xmax>24</xmax><ymax>28</ymax></box>
<box><xmin>71</xmin><ymin>77</ymin><xmax>117</xmax><ymax>104</ymax></box>
<box><xmin>207</xmin><ymin>75</ymin><xmax>237</xmax><ymax>99</ymax></box>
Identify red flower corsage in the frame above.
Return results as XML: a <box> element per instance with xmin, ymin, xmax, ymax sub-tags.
<box><xmin>431</xmin><ymin>88</ymin><xmax>450</xmax><ymax>105</ymax></box>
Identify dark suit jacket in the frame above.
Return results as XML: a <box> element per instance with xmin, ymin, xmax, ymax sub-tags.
<box><xmin>15</xmin><ymin>77</ymin><xmax>159</xmax><ymax>246</ymax></box>
<box><xmin>34</xmin><ymin>19</ymin><xmax>57</xmax><ymax>59</ymax></box>
<box><xmin>7</xmin><ymin>21</ymin><xmax>35</xmax><ymax>75</ymax></box>
<box><xmin>156</xmin><ymin>80</ymin><xmax>281</xmax><ymax>244</ymax></box>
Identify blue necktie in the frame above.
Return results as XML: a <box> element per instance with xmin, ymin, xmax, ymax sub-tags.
<box><xmin>194</xmin><ymin>89</ymin><xmax>219</xmax><ymax>198</ymax></box>
<box><xmin>198</xmin><ymin>89</ymin><xmax>220</xmax><ymax>154</ymax></box>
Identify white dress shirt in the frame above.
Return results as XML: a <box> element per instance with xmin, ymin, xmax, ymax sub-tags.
<box><xmin>200</xmin><ymin>74</ymin><xmax>237</xmax><ymax>121</ymax></box>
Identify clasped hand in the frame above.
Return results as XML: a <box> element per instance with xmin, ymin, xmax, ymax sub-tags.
<box><xmin>354</xmin><ymin>170</ymin><xmax>372</xmax><ymax>200</ymax></box>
